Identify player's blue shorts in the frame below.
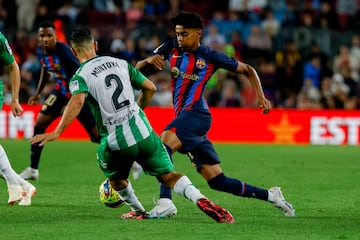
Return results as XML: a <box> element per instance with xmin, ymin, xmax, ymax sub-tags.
<box><xmin>164</xmin><ymin>110</ymin><xmax>220</xmax><ymax>171</ymax></box>
<box><xmin>41</xmin><ymin>91</ymin><xmax>96</xmax><ymax>130</ymax></box>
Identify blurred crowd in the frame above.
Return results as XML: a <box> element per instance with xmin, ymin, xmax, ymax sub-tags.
<box><xmin>1</xmin><ymin>0</ymin><xmax>360</xmax><ymax>109</ymax></box>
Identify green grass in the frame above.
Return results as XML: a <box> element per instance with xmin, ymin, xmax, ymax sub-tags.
<box><xmin>0</xmin><ymin>140</ymin><xmax>359</xmax><ymax>240</ymax></box>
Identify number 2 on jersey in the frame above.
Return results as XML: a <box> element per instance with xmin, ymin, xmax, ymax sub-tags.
<box><xmin>105</xmin><ymin>74</ymin><xmax>130</xmax><ymax>111</ymax></box>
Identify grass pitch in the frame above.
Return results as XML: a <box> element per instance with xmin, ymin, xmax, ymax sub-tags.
<box><xmin>0</xmin><ymin>140</ymin><xmax>359</xmax><ymax>240</ymax></box>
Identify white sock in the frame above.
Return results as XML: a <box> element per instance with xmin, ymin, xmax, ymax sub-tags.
<box><xmin>116</xmin><ymin>180</ymin><xmax>145</xmax><ymax>213</ymax></box>
<box><xmin>173</xmin><ymin>176</ymin><xmax>205</xmax><ymax>204</ymax></box>
<box><xmin>0</xmin><ymin>145</ymin><xmax>19</xmax><ymax>186</ymax></box>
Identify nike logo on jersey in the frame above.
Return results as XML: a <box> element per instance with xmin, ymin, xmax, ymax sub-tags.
<box><xmin>172</xmin><ymin>55</ymin><xmax>182</xmax><ymax>58</ymax></box>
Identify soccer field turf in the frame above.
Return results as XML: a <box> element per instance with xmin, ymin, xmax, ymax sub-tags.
<box><xmin>0</xmin><ymin>140</ymin><xmax>359</xmax><ymax>240</ymax></box>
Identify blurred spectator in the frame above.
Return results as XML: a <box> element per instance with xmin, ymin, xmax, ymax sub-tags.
<box><xmin>319</xmin><ymin>76</ymin><xmax>336</xmax><ymax>109</ymax></box>
<box><xmin>329</xmin><ymin>73</ymin><xmax>350</xmax><ymax>109</ymax></box>
<box><xmin>202</xmin><ymin>24</ymin><xmax>226</xmax><ymax>50</ymax></box>
<box><xmin>336</xmin><ymin>0</ymin><xmax>359</xmax><ymax>30</ymax></box>
<box><xmin>316</xmin><ymin>1</ymin><xmax>339</xmax><ymax>29</ymax></box>
<box><xmin>230</xmin><ymin>31</ymin><xmax>245</xmax><ymax>61</ymax></box>
<box><xmin>149</xmin><ymin>71</ymin><xmax>172</xmax><ymax>107</ymax></box>
<box><xmin>239</xmin><ymin>76</ymin><xmax>257</xmax><ymax>107</ymax></box>
<box><xmin>261</xmin><ymin>9</ymin><xmax>280</xmax><ymax>38</ymax></box>
<box><xmin>296</xmin><ymin>78</ymin><xmax>321</xmax><ymax>109</ymax></box>
<box><xmin>333</xmin><ymin>45</ymin><xmax>359</xmax><ymax>82</ymax></box>
<box><xmin>275</xmin><ymin>40</ymin><xmax>303</xmax><ymax>106</ymax></box>
<box><xmin>349</xmin><ymin>35</ymin><xmax>360</xmax><ymax>76</ymax></box>
<box><xmin>16</xmin><ymin>0</ymin><xmax>40</xmax><ymax>32</ymax></box>
<box><xmin>303</xmin><ymin>54</ymin><xmax>321</xmax><ymax>89</ymax></box>
<box><xmin>220</xmin><ymin>80</ymin><xmax>240</xmax><ymax>107</ymax></box>
<box><xmin>109</xmin><ymin>29</ymin><xmax>126</xmax><ymax>55</ymax></box>
<box><xmin>119</xmin><ymin>38</ymin><xmax>138</xmax><ymax>65</ymax></box>
<box><xmin>246</xmin><ymin>24</ymin><xmax>272</xmax><ymax>51</ymax></box>
<box><xmin>57</xmin><ymin>0</ymin><xmax>79</xmax><ymax>26</ymax></box>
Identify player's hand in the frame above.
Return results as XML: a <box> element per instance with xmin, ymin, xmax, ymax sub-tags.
<box><xmin>258</xmin><ymin>96</ymin><xmax>271</xmax><ymax>114</ymax></box>
<box><xmin>28</xmin><ymin>94</ymin><xmax>41</xmax><ymax>105</ymax></box>
<box><xmin>30</xmin><ymin>132</ymin><xmax>59</xmax><ymax>146</ymax></box>
<box><xmin>11</xmin><ymin>100</ymin><xmax>23</xmax><ymax>117</ymax></box>
<box><xmin>147</xmin><ymin>55</ymin><xmax>165</xmax><ymax>70</ymax></box>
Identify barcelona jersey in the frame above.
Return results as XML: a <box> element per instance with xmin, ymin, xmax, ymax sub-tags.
<box><xmin>36</xmin><ymin>42</ymin><xmax>80</xmax><ymax>98</ymax></box>
<box><xmin>154</xmin><ymin>39</ymin><xmax>238</xmax><ymax>116</ymax></box>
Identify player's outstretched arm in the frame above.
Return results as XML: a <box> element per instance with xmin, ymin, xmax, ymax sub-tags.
<box><xmin>30</xmin><ymin>93</ymin><xmax>86</xmax><ymax>146</ymax></box>
<box><xmin>135</xmin><ymin>55</ymin><xmax>165</xmax><ymax>71</ymax></box>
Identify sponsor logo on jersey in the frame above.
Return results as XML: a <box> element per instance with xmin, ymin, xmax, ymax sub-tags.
<box><xmin>171</xmin><ymin>67</ymin><xmax>180</xmax><ymax>78</ymax></box>
<box><xmin>105</xmin><ymin>109</ymin><xmax>136</xmax><ymax>126</ymax></box>
<box><xmin>69</xmin><ymin>80</ymin><xmax>79</xmax><ymax>92</ymax></box>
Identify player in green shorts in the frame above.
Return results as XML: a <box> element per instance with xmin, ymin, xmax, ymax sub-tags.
<box><xmin>30</xmin><ymin>26</ymin><xmax>235</xmax><ymax>223</ymax></box>
<box><xmin>0</xmin><ymin>32</ymin><xmax>36</xmax><ymax>206</ymax></box>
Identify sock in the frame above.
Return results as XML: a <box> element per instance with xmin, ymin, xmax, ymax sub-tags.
<box><xmin>30</xmin><ymin>127</ymin><xmax>45</xmax><ymax>169</ymax></box>
<box><xmin>207</xmin><ymin>173</ymin><xmax>269</xmax><ymax>201</ymax></box>
<box><xmin>159</xmin><ymin>144</ymin><xmax>173</xmax><ymax>199</ymax></box>
<box><xmin>173</xmin><ymin>176</ymin><xmax>205</xmax><ymax>204</ymax></box>
<box><xmin>116</xmin><ymin>181</ymin><xmax>145</xmax><ymax>213</ymax></box>
<box><xmin>0</xmin><ymin>145</ymin><xmax>19</xmax><ymax>186</ymax></box>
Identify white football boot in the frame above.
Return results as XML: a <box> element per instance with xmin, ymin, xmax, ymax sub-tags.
<box><xmin>269</xmin><ymin>187</ymin><xmax>296</xmax><ymax>217</ymax></box>
<box><xmin>8</xmin><ymin>185</ymin><xmax>24</xmax><ymax>205</ymax></box>
<box><xmin>148</xmin><ymin>198</ymin><xmax>177</xmax><ymax>218</ymax></box>
<box><xmin>19</xmin><ymin>182</ymin><xmax>37</xmax><ymax>206</ymax></box>
<box><xmin>20</xmin><ymin>167</ymin><xmax>39</xmax><ymax>180</ymax></box>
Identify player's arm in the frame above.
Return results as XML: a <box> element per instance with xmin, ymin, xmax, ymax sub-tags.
<box><xmin>236</xmin><ymin>61</ymin><xmax>271</xmax><ymax>114</ymax></box>
<box><xmin>137</xmin><ymin>79</ymin><xmax>157</xmax><ymax>109</ymax></box>
<box><xmin>135</xmin><ymin>54</ymin><xmax>165</xmax><ymax>71</ymax></box>
<box><xmin>7</xmin><ymin>60</ymin><xmax>23</xmax><ymax>117</ymax></box>
<box><xmin>30</xmin><ymin>92</ymin><xmax>85</xmax><ymax>146</ymax></box>
<box><xmin>28</xmin><ymin>66</ymin><xmax>50</xmax><ymax>105</ymax></box>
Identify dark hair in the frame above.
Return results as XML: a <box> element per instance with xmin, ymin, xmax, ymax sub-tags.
<box><xmin>39</xmin><ymin>20</ymin><xmax>55</xmax><ymax>29</ymax></box>
<box><xmin>70</xmin><ymin>26</ymin><xmax>92</xmax><ymax>44</ymax></box>
<box><xmin>170</xmin><ymin>11</ymin><xmax>203</xmax><ymax>29</ymax></box>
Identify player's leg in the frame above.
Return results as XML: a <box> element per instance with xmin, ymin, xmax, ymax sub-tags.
<box><xmin>191</xmin><ymin>140</ymin><xmax>295</xmax><ymax>217</ymax></box>
<box><xmin>149</xmin><ymin>111</ymin><xmax>207</xmax><ymax>218</ymax></box>
<box><xmin>97</xmin><ymin>139</ymin><xmax>147</xmax><ymax>219</ymax></box>
<box><xmin>147</xmin><ymin>129</ymin><xmax>182</xmax><ymax>218</ymax></box>
<box><xmin>20</xmin><ymin>113</ymin><xmax>55</xmax><ymax>180</ymax></box>
<box><xmin>76</xmin><ymin>102</ymin><xmax>100</xmax><ymax>143</ymax></box>
<box><xmin>0</xmin><ymin>145</ymin><xmax>36</xmax><ymax>205</ymax></box>
<box><xmin>21</xmin><ymin>93</ymin><xmax>65</xmax><ymax>180</ymax></box>
<box><xmin>144</xmin><ymin>136</ymin><xmax>233</xmax><ymax>223</ymax></box>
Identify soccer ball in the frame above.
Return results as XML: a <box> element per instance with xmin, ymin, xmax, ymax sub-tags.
<box><xmin>98</xmin><ymin>179</ymin><xmax>125</xmax><ymax>208</ymax></box>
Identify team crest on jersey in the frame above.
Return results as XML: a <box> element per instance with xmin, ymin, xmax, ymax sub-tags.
<box><xmin>69</xmin><ymin>80</ymin><xmax>79</xmax><ymax>92</ymax></box>
<box><xmin>196</xmin><ymin>58</ymin><xmax>206</xmax><ymax>69</ymax></box>
<box><xmin>171</xmin><ymin>67</ymin><xmax>180</xmax><ymax>79</ymax></box>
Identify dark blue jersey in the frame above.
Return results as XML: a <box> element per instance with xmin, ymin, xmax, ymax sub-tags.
<box><xmin>154</xmin><ymin>39</ymin><xmax>238</xmax><ymax>115</ymax></box>
<box><xmin>36</xmin><ymin>42</ymin><xmax>80</xmax><ymax>98</ymax></box>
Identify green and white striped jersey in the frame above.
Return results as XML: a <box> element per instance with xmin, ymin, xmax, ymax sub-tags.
<box><xmin>69</xmin><ymin>56</ymin><xmax>153</xmax><ymax>150</ymax></box>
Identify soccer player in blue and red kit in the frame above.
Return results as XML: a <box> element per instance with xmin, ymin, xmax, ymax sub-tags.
<box><xmin>20</xmin><ymin>21</ymin><xmax>100</xmax><ymax>180</ymax></box>
<box><xmin>135</xmin><ymin>11</ymin><xmax>296</xmax><ymax>218</ymax></box>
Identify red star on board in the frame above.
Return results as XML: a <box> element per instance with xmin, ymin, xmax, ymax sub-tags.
<box><xmin>268</xmin><ymin>114</ymin><xmax>302</xmax><ymax>144</ymax></box>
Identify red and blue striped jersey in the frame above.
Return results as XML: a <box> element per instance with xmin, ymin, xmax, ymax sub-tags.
<box><xmin>154</xmin><ymin>39</ymin><xmax>238</xmax><ymax>116</ymax></box>
<box><xmin>36</xmin><ymin>42</ymin><xmax>80</xmax><ymax>98</ymax></box>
